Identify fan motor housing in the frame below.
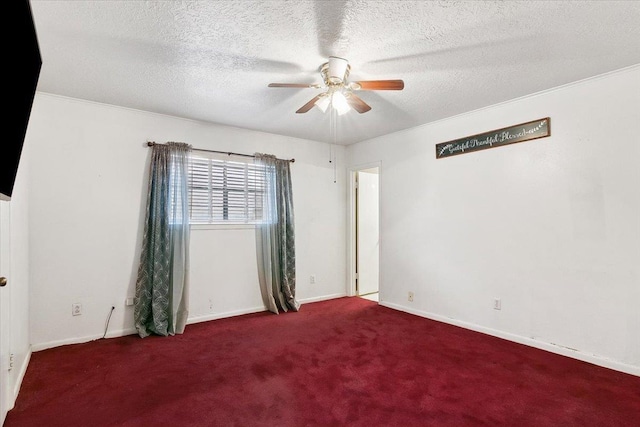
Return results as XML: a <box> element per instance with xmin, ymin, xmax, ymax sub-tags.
<box><xmin>321</xmin><ymin>56</ymin><xmax>350</xmax><ymax>85</ymax></box>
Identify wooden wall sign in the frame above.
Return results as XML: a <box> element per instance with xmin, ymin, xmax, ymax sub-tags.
<box><xmin>435</xmin><ymin>117</ymin><xmax>550</xmax><ymax>159</ymax></box>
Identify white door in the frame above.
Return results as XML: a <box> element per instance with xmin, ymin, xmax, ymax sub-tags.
<box><xmin>0</xmin><ymin>200</ymin><xmax>11</xmax><ymax>425</ymax></box>
<box><xmin>356</xmin><ymin>169</ymin><xmax>379</xmax><ymax>296</ymax></box>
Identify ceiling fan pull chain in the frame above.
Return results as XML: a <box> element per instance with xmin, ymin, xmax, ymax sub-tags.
<box><xmin>333</xmin><ymin>106</ymin><xmax>337</xmax><ymax>184</ymax></box>
<box><xmin>329</xmin><ymin>114</ymin><xmax>332</xmax><ymax>164</ymax></box>
<box><xmin>333</xmin><ymin>145</ymin><xmax>337</xmax><ymax>184</ymax></box>
<box><xmin>329</xmin><ymin>101</ymin><xmax>334</xmax><ymax>164</ymax></box>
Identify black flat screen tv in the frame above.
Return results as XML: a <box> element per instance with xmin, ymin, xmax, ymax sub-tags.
<box><xmin>1</xmin><ymin>0</ymin><xmax>42</xmax><ymax>200</ymax></box>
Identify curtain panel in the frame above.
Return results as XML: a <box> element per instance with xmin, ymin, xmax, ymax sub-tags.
<box><xmin>254</xmin><ymin>154</ymin><xmax>299</xmax><ymax>314</ymax></box>
<box><xmin>134</xmin><ymin>142</ymin><xmax>192</xmax><ymax>337</ymax></box>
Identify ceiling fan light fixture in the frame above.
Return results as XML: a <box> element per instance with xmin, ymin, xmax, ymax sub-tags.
<box><xmin>331</xmin><ymin>91</ymin><xmax>351</xmax><ymax>115</ymax></box>
<box><xmin>315</xmin><ymin>95</ymin><xmax>330</xmax><ymax>113</ymax></box>
<box><xmin>327</xmin><ymin>56</ymin><xmax>349</xmax><ymax>83</ymax></box>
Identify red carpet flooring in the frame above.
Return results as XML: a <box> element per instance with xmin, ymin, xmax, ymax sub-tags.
<box><xmin>6</xmin><ymin>297</ymin><xmax>640</xmax><ymax>426</ymax></box>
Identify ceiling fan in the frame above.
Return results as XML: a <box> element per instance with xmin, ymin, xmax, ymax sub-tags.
<box><xmin>268</xmin><ymin>56</ymin><xmax>404</xmax><ymax>115</ymax></box>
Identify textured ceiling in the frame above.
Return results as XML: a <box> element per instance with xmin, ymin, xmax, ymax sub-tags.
<box><xmin>30</xmin><ymin>1</ymin><xmax>640</xmax><ymax>145</ymax></box>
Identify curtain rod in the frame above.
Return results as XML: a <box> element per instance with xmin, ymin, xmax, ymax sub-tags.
<box><xmin>146</xmin><ymin>141</ymin><xmax>295</xmax><ymax>163</ymax></box>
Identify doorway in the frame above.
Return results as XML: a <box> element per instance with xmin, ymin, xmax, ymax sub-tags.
<box><xmin>353</xmin><ymin>166</ymin><xmax>380</xmax><ymax>302</ymax></box>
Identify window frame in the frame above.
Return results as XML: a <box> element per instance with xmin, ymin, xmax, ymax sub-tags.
<box><xmin>187</xmin><ymin>152</ymin><xmax>265</xmax><ymax>228</ymax></box>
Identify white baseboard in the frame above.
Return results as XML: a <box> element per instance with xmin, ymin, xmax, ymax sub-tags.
<box><xmin>31</xmin><ymin>327</ymin><xmax>137</xmax><ymax>352</ymax></box>
<box><xmin>32</xmin><ymin>306</ymin><xmax>268</xmax><ymax>351</ymax></box>
<box><xmin>188</xmin><ymin>293</ymin><xmax>347</xmax><ymax>323</ymax></box>
<box><xmin>299</xmin><ymin>292</ymin><xmax>346</xmax><ymax>304</ymax></box>
<box><xmin>8</xmin><ymin>349</ymin><xmax>31</xmax><ymax>411</ymax></box>
<box><xmin>31</xmin><ymin>294</ymin><xmax>347</xmax><ymax>352</ymax></box>
<box><xmin>187</xmin><ymin>306</ymin><xmax>267</xmax><ymax>325</ymax></box>
<box><xmin>380</xmin><ymin>301</ymin><xmax>640</xmax><ymax>377</ymax></box>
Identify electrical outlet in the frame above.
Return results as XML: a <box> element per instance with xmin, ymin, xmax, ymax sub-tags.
<box><xmin>72</xmin><ymin>303</ymin><xmax>82</xmax><ymax>316</ymax></box>
<box><xmin>310</xmin><ymin>275</ymin><xmax>316</xmax><ymax>284</ymax></box>
<box><xmin>493</xmin><ymin>298</ymin><xmax>502</xmax><ymax>310</ymax></box>
<box><xmin>408</xmin><ymin>291</ymin><xmax>414</xmax><ymax>302</ymax></box>
<box><xmin>125</xmin><ymin>297</ymin><xmax>134</xmax><ymax>306</ymax></box>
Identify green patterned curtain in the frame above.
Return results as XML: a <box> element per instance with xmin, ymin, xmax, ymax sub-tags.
<box><xmin>135</xmin><ymin>142</ymin><xmax>192</xmax><ymax>337</ymax></box>
<box><xmin>254</xmin><ymin>154</ymin><xmax>299</xmax><ymax>314</ymax></box>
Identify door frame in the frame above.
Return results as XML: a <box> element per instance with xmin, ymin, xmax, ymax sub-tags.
<box><xmin>347</xmin><ymin>161</ymin><xmax>381</xmax><ymax>298</ymax></box>
<box><xmin>0</xmin><ymin>200</ymin><xmax>11</xmax><ymax>424</ymax></box>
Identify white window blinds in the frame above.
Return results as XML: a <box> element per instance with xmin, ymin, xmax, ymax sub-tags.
<box><xmin>188</xmin><ymin>154</ymin><xmax>265</xmax><ymax>224</ymax></box>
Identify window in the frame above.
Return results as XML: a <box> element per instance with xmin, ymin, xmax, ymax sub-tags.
<box><xmin>188</xmin><ymin>153</ymin><xmax>265</xmax><ymax>224</ymax></box>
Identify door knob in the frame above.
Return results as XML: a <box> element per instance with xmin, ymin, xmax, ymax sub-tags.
<box><xmin>0</xmin><ymin>277</ymin><xmax>7</xmax><ymax>287</ymax></box>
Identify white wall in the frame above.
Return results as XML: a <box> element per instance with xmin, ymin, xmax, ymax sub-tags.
<box><xmin>25</xmin><ymin>94</ymin><xmax>347</xmax><ymax>349</ymax></box>
<box><xmin>347</xmin><ymin>66</ymin><xmax>640</xmax><ymax>374</ymax></box>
